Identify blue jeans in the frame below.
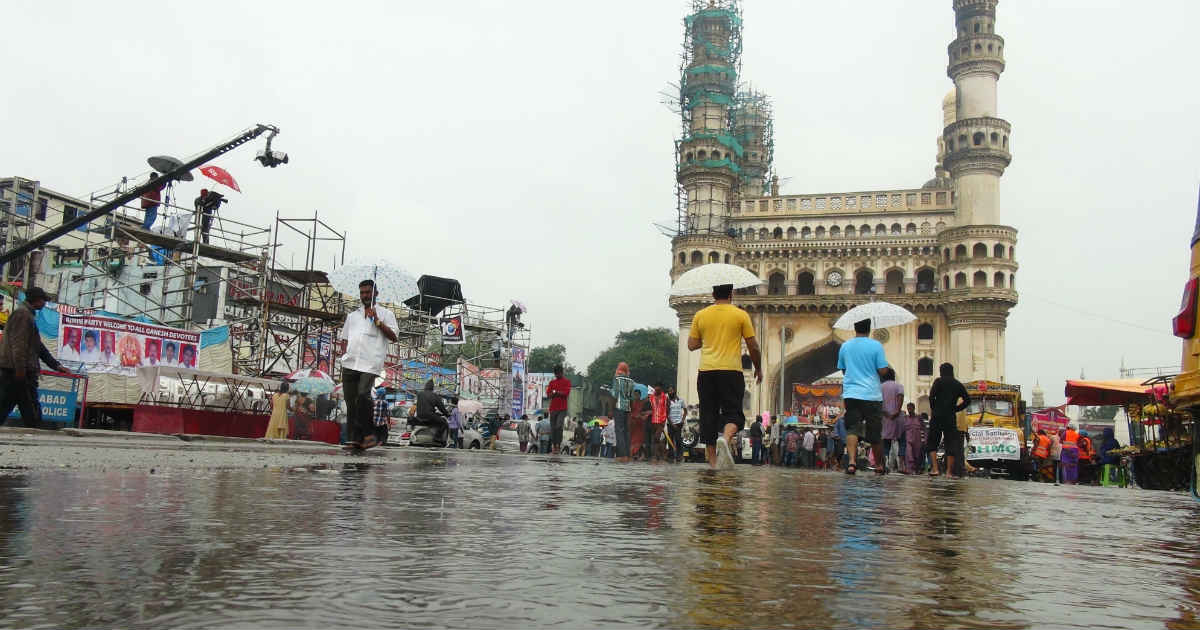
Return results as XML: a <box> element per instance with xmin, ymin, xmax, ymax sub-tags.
<box><xmin>751</xmin><ymin>439</ymin><xmax>764</xmax><ymax>464</ymax></box>
<box><xmin>142</xmin><ymin>204</ymin><xmax>158</xmax><ymax>230</ymax></box>
<box><xmin>783</xmin><ymin>451</ymin><xmax>796</xmax><ymax>466</ymax></box>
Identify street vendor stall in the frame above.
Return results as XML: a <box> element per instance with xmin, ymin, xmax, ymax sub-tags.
<box><xmin>133</xmin><ymin>366</ymin><xmax>340</xmax><ymax>443</ymax></box>
<box><xmin>1066</xmin><ymin>377</ymin><xmax>1192</xmax><ymax>491</ymax></box>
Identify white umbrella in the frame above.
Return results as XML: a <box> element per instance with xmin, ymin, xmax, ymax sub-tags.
<box><xmin>833</xmin><ymin>301</ymin><xmax>917</xmax><ymax>331</ymax></box>
<box><xmin>669</xmin><ymin>263</ymin><xmax>762</xmax><ymax>297</ymax></box>
<box><xmin>327</xmin><ymin>261</ymin><xmax>419</xmax><ymax>306</ymax></box>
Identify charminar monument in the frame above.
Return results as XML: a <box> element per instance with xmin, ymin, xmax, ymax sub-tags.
<box><xmin>669</xmin><ymin>0</ymin><xmax>1017</xmax><ymax>415</ymax></box>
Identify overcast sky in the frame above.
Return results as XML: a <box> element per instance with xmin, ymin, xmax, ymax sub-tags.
<box><xmin>6</xmin><ymin>1</ymin><xmax>1200</xmax><ymax>406</ymax></box>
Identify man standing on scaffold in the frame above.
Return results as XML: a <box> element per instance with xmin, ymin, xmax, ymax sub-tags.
<box><xmin>339</xmin><ymin>279</ymin><xmax>398</xmax><ymax>449</ymax></box>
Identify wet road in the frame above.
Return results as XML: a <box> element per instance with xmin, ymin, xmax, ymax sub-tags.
<box><xmin>2</xmin><ymin>448</ymin><xmax>1200</xmax><ymax>629</ymax></box>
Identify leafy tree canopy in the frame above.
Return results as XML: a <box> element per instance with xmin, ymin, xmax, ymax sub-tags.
<box><xmin>585</xmin><ymin>327</ymin><xmax>678</xmax><ymax>391</ymax></box>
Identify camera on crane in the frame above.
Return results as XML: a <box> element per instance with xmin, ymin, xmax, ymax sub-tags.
<box><xmin>255</xmin><ymin>149</ymin><xmax>289</xmax><ymax>168</ymax></box>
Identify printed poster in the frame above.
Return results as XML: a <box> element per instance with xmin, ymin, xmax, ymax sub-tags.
<box><xmin>59</xmin><ymin>313</ymin><xmax>200</xmax><ymax>374</ymax></box>
<box><xmin>441</xmin><ymin>315</ymin><xmax>464</xmax><ymax>344</ymax></box>
<box><xmin>511</xmin><ymin>347</ymin><xmax>525</xmax><ymax>418</ymax></box>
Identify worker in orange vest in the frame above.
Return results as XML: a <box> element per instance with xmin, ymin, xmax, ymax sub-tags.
<box><xmin>1077</xmin><ymin>430</ymin><xmax>1095</xmax><ymax>484</ymax></box>
<box><xmin>1032</xmin><ymin>429</ymin><xmax>1052</xmax><ymax>482</ymax></box>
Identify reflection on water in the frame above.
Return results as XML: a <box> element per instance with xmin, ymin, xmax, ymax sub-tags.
<box><xmin>2</xmin><ymin>453</ymin><xmax>1200</xmax><ymax>629</ymax></box>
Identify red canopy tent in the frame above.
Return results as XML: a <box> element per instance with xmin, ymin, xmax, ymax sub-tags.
<box><xmin>1064</xmin><ymin>379</ymin><xmax>1151</xmax><ymax>406</ymax></box>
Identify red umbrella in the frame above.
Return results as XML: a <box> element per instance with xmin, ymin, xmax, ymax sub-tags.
<box><xmin>198</xmin><ymin>165</ymin><xmax>241</xmax><ymax>193</ymax></box>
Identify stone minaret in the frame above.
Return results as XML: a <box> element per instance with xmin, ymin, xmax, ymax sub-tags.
<box><xmin>670</xmin><ymin>1</ymin><xmax>743</xmax><ymax>403</ymax></box>
<box><xmin>937</xmin><ymin>0</ymin><xmax>1018</xmax><ymax>382</ymax></box>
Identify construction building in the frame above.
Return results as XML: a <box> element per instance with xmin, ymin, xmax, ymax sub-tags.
<box><xmin>0</xmin><ymin>174</ymin><xmax>528</xmax><ymax>421</ymax></box>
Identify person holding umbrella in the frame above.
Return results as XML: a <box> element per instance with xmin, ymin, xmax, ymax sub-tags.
<box><xmin>836</xmin><ymin>318</ymin><xmax>890</xmax><ymax>475</ymax></box>
<box><xmin>338</xmin><ymin>279</ymin><xmax>398</xmax><ymax>449</ymax></box>
<box><xmin>687</xmin><ymin>283</ymin><xmax>762</xmax><ymax>470</ymax></box>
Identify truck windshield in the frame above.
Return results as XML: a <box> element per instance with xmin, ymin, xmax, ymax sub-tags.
<box><xmin>965</xmin><ymin>398</ymin><xmax>1015</xmax><ymax>416</ymax></box>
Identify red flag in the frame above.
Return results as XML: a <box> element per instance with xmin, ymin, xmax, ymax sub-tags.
<box><xmin>198</xmin><ymin>165</ymin><xmax>241</xmax><ymax>193</ymax></box>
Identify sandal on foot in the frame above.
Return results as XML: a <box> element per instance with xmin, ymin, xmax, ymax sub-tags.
<box><xmin>359</xmin><ymin>436</ymin><xmax>378</xmax><ymax>449</ymax></box>
<box><xmin>846</xmin><ymin>465</ymin><xmax>857</xmax><ymax>475</ymax></box>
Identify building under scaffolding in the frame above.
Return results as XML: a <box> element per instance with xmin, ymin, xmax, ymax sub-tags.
<box><xmin>0</xmin><ymin>175</ymin><xmax>529</xmax><ymax>418</ymax></box>
<box><xmin>665</xmin><ymin>1</ymin><xmax>776</xmax><ymax>240</ymax></box>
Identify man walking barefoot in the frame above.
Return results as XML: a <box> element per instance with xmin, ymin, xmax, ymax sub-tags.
<box><xmin>687</xmin><ymin>283</ymin><xmax>761</xmax><ymax>470</ymax></box>
<box><xmin>836</xmin><ymin>319</ymin><xmax>889</xmax><ymax>475</ymax></box>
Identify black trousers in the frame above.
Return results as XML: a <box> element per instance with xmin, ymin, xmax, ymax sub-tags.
<box><xmin>668</xmin><ymin>423</ymin><xmax>683</xmax><ymax>461</ymax></box>
<box><xmin>0</xmin><ymin>369</ymin><xmax>40</xmax><ymax>428</ymax></box>
<box><xmin>341</xmin><ymin>368</ymin><xmax>376</xmax><ymax>443</ymax></box>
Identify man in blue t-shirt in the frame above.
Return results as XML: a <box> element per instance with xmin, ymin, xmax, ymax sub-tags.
<box><xmin>836</xmin><ymin>318</ymin><xmax>890</xmax><ymax>475</ymax></box>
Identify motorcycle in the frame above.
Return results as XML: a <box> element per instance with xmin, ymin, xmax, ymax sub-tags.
<box><xmin>408</xmin><ymin>414</ymin><xmax>451</xmax><ymax>448</ymax></box>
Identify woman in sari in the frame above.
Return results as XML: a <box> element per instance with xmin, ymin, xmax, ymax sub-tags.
<box><xmin>264</xmin><ymin>381</ymin><xmax>290</xmax><ymax>439</ymax></box>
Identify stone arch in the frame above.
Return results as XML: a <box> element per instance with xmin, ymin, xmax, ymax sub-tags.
<box><xmin>943</xmin><ymin>275</ymin><xmax>951</xmax><ymax>291</ymax></box>
<box><xmin>994</xmin><ymin>271</ymin><xmax>1005</xmax><ymax>288</ymax></box>
<box><xmin>801</xmin><ymin>226</ymin><xmax>812</xmax><ymax>239</ymax></box>
<box><xmin>890</xmin><ymin>223</ymin><xmax>902</xmax><ymax>235</ymax></box>
<box><xmin>724</xmin><ymin>254</ymin><xmax>731</xmax><ymax>264</ymax></box>
<box><xmin>860</xmin><ymin>224</ymin><xmax>872</xmax><ymax>236</ymax></box>
<box><xmin>697</xmin><ymin>149</ymin><xmax>707</xmax><ymax>160</ymax></box>
<box><xmin>915</xmin><ymin>267</ymin><xmax>936</xmax><ymax>293</ymax></box>
<box><xmin>708</xmin><ymin>251</ymin><xmax>720</xmax><ymax>263</ymax></box>
<box><xmin>767</xmin><ymin>271</ymin><xmax>786</xmax><ymax>295</ymax></box>
<box><xmin>796</xmin><ymin>270</ymin><xmax>815</xmax><ymax>295</ymax></box>
<box><xmin>973</xmin><ymin>270</ymin><xmax>987</xmax><ymax>287</ymax></box>
<box><xmin>678</xmin><ymin>252</ymin><xmax>686</xmax><ymax>265</ymax></box>
<box><xmin>854</xmin><ymin>268</ymin><xmax>875</xmax><ymax>294</ymax></box>
<box><xmin>993</xmin><ymin>243</ymin><xmax>1005</xmax><ymax>258</ymax></box>
<box><xmin>954</xmin><ymin>272</ymin><xmax>967</xmax><ymax>288</ymax></box>
<box><xmin>830</xmin><ymin>225</ymin><xmax>841</xmax><ymax>238</ymax></box>
<box><xmin>906</xmin><ymin>222</ymin><xmax>917</xmax><ymax>234</ymax></box>
<box><xmin>973</xmin><ymin>242</ymin><xmax>988</xmax><ymax>258</ymax></box>
<box><xmin>874</xmin><ymin>223</ymin><xmax>887</xmax><ymax>236</ymax></box>
<box><xmin>772</xmin><ymin>335</ymin><xmax>844</xmax><ymax>402</ymax></box>
<box><xmin>691</xmin><ymin>250</ymin><xmax>703</xmax><ymax>264</ymax></box>
<box><xmin>917</xmin><ymin>323</ymin><xmax>934</xmax><ymax>341</ymax></box>
<box><xmin>815</xmin><ymin>226</ymin><xmax>826</xmax><ymax>239</ymax></box>
<box><xmin>758</xmin><ymin>227</ymin><xmax>769</xmax><ymax>239</ymax></box>
<box><xmin>1008</xmin><ymin>245</ymin><xmax>1015</xmax><ymax>260</ymax></box>
<box><xmin>845</xmin><ymin>225</ymin><xmax>856</xmax><ymax>238</ymax></box>
<box><xmin>773</xmin><ymin>227</ymin><xmax>783</xmax><ymax>240</ymax></box>
<box><xmin>1010</xmin><ymin>272</ymin><xmax>1015</xmax><ymax>289</ymax></box>
<box><xmin>884</xmin><ymin>267</ymin><xmax>904</xmax><ymax>294</ymax></box>
<box><xmin>921</xmin><ymin>221</ymin><xmax>932</xmax><ymax>234</ymax></box>
<box><xmin>935</xmin><ymin>220</ymin><xmax>946</xmax><ymax>231</ymax></box>
<box><xmin>944</xmin><ymin>248</ymin><xmax>951</xmax><ymax>263</ymax></box>
<box><xmin>973</xmin><ymin>131</ymin><xmax>985</xmax><ymax>145</ymax></box>
<box><xmin>786</xmin><ymin>226</ymin><xmax>797</xmax><ymax>240</ymax></box>
<box><xmin>955</xmin><ymin>244</ymin><xmax>968</xmax><ymax>259</ymax></box>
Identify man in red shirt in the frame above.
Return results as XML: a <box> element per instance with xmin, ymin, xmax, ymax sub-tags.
<box><xmin>648</xmin><ymin>382</ymin><xmax>670</xmax><ymax>462</ymax></box>
<box><xmin>545</xmin><ymin>365</ymin><xmax>572</xmax><ymax>454</ymax></box>
<box><xmin>140</xmin><ymin>172</ymin><xmax>166</xmax><ymax>230</ymax></box>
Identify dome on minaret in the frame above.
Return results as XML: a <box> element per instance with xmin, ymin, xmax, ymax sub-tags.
<box><xmin>941</xmin><ymin>89</ymin><xmax>956</xmax><ymax>127</ymax></box>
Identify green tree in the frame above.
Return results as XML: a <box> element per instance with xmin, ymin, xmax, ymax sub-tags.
<box><xmin>585</xmin><ymin>327</ymin><xmax>678</xmax><ymax>391</ymax></box>
<box><xmin>527</xmin><ymin>344</ymin><xmax>574</xmax><ymax>375</ymax></box>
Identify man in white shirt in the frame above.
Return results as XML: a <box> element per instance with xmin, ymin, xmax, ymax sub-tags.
<box><xmin>802</xmin><ymin>428</ymin><xmax>816</xmax><ymax>468</ymax></box>
<box><xmin>338</xmin><ymin>279</ymin><xmax>398</xmax><ymax>449</ymax></box>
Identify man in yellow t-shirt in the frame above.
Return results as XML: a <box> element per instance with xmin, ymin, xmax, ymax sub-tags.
<box><xmin>687</xmin><ymin>283</ymin><xmax>762</xmax><ymax>469</ymax></box>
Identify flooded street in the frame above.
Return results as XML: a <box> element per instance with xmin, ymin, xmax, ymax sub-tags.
<box><xmin>2</xmin><ymin>448</ymin><xmax>1200</xmax><ymax>629</ymax></box>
